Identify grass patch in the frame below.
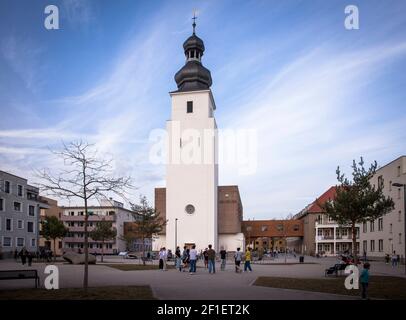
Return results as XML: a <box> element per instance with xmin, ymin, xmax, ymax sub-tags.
<box><xmin>253</xmin><ymin>276</ymin><xmax>406</xmax><ymax>300</ymax></box>
<box><xmin>104</xmin><ymin>264</ymin><xmax>174</xmax><ymax>271</ymax></box>
<box><xmin>0</xmin><ymin>286</ymin><xmax>155</xmax><ymax>300</ymax></box>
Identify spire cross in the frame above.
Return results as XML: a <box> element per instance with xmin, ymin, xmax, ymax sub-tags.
<box><xmin>192</xmin><ymin>12</ymin><xmax>197</xmax><ymax>34</ymax></box>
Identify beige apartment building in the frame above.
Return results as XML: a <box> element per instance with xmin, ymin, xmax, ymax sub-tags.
<box><xmin>360</xmin><ymin>156</ymin><xmax>406</xmax><ymax>260</ymax></box>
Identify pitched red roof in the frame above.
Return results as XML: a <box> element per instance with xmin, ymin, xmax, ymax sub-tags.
<box><xmin>307</xmin><ymin>186</ymin><xmax>337</xmax><ymax>213</ymax></box>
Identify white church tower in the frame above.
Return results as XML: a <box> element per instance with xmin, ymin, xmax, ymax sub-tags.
<box><xmin>165</xmin><ymin>19</ymin><xmax>218</xmax><ymax>251</ymax></box>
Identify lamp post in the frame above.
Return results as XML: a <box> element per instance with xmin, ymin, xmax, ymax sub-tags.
<box><xmin>392</xmin><ymin>182</ymin><xmax>406</xmax><ymax>274</ymax></box>
<box><xmin>175</xmin><ymin>218</ymin><xmax>178</xmax><ymax>252</ymax></box>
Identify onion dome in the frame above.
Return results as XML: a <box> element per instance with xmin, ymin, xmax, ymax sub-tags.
<box><xmin>174</xmin><ymin>18</ymin><xmax>212</xmax><ymax>92</ymax></box>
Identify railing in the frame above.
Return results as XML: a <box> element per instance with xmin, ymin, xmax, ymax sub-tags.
<box><xmin>316</xmin><ymin>236</ymin><xmax>334</xmax><ymax>241</ymax></box>
<box><xmin>63</xmin><ymin>237</ymin><xmax>115</xmax><ymax>243</ymax></box>
<box><xmin>61</xmin><ymin>215</ymin><xmax>115</xmax><ymax>222</ymax></box>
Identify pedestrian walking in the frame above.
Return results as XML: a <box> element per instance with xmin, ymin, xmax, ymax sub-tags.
<box><xmin>158</xmin><ymin>248</ymin><xmax>164</xmax><ymax>270</ymax></box>
<box><xmin>175</xmin><ymin>246</ymin><xmax>182</xmax><ymax>272</ymax></box>
<box><xmin>244</xmin><ymin>247</ymin><xmax>253</xmax><ymax>272</ymax></box>
<box><xmin>162</xmin><ymin>247</ymin><xmax>168</xmax><ymax>271</ymax></box>
<box><xmin>203</xmin><ymin>248</ymin><xmax>209</xmax><ymax>269</ymax></box>
<box><xmin>27</xmin><ymin>252</ymin><xmax>33</xmax><ymax>266</ymax></box>
<box><xmin>391</xmin><ymin>251</ymin><xmax>398</xmax><ymax>267</ymax></box>
<box><xmin>189</xmin><ymin>245</ymin><xmax>197</xmax><ymax>274</ymax></box>
<box><xmin>234</xmin><ymin>247</ymin><xmax>243</xmax><ymax>273</ymax></box>
<box><xmin>19</xmin><ymin>247</ymin><xmax>27</xmax><ymax>265</ymax></box>
<box><xmin>360</xmin><ymin>262</ymin><xmax>370</xmax><ymax>300</ymax></box>
<box><xmin>207</xmin><ymin>245</ymin><xmax>216</xmax><ymax>274</ymax></box>
<box><xmin>220</xmin><ymin>248</ymin><xmax>227</xmax><ymax>271</ymax></box>
<box><xmin>181</xmin><ymin>246</ymin><xmax>189</xmax><ymax>271</ymax></box>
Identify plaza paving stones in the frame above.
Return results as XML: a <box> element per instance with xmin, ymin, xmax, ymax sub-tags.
<box><xmin>1</xmin><ymin>255</ymin><xmax>404</xmax><ymax>300</ymax></box>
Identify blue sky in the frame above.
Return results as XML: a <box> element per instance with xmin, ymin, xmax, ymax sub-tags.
<box><xmin>1</xmin><ymin>0</ymin><xmax>405</xmax><ymax>218</ymax></box>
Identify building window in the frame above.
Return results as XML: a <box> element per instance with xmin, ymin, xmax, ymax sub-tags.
<box><xmin>362</xmin><ymin>240</ymin><xmax>367</xmax><ymax>253</ymax></box>
<box><xmin>27</xmin><ymin>221</ymin><xmax>34</xmax><ymax>233</ymax></box>
<box><xmin>14</xmin><ymin>202</ymin><xmax>22</xmax><ymax>212</ymax></box>
<box><xmin>28</xmin><ymin>205</ymin><xmax>35</xmax><ymax>216</ymax></box>
<box><xmin>31</xmin><ymin>238</ymin><xmax>36</xmax><ymax>247</ymax></box>
<box><xmin>399</xmin><ymin>211</ymin><xmax>402</xmax><ymax>222</ymax></box>
<box><xmin>6</xmin><ymin>218</ymin><xmax>12</xmax><ymax>231</ymax></box>
<box><xmin>0</xmin><ymin>198</ymin><xmax>4</xmax><ymax>211</ymax></box>
<box><xmin>4</xmin><ymin>181</ymin><xmax>10</xmax><ymax>193</ymax></box>
<box><xmin>397</xmin><ymin>165</ymin><xmax>401</xmax><ymax>177</ymax></box>
<box><xmin>390</xmin><ymin>223</ymin><xmax>393</xmax><ymax>233</ymax></box>
<box><xmin>378</xmin><ymin>218</ymin><xmax>383</xmax><ymax>231</ymax></box>
<box><xmin>16</xmin><ymin>237</ymin><xmax>25</xmax><ymax>247</ymax></box>
<box><xmin>293</xmin><ymin>225</ymin><xmax>299</xmax><ymax>231</ymax></box>
<box><xmin>389</xmin><ymin>181</ymin><xmax>392</xmax><ymax>191</ymax></box>
<box><xmin>187</xmin><ymin>101</ymin><xmax>193</xmax><ymax>113</ymax></box>
<box><xmin>58</xmin><ymin>241</ymin><xmax>62</xmax><ymax>249</ymax></box>
<box><xmin>3</xmin><ymin>237</ymin><xmax>12</xmax><ymax>247</ymax></box>
<box><xmin>400</xmin><ymin>233</ymin><xmax>402</xmax><ymax>244</ymax></box>
<box><xmin>277</xmin><ymin>224</ymin><xmax>284</xmax><ymax>231</ymax></box>
<box><xmin>378</xmin><ymin>239</ymin><xmax>383</xmax><ymax>252</ymax></box>
<box><xmin>17</xmin><ymin>220</ymin><xmax>23</xmax><ymax>229</ymax></box>
<box><xmin>17</xmin><ymin>185</ymin><xmax>23</xmax><ymax>197</ymax></box>
<box><xmin>370</xmin><ymin>240</ymin><xmax>375</xmax><ymax>252</ymax></box>
<box><xmin>370</xmin><ymin>221</ymin><xmax>374</xmax><ymax>232</ymax></box>
<box><xmin>363</xmin><ymin>222</ymin><xmax>367</xmax><ymax>233</ymax></box>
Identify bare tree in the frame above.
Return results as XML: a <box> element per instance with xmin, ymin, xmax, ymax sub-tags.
<box><xmin>36</xmin><ymin>140</ymin><xmax>132</xmax><ymax>290</ymax></box>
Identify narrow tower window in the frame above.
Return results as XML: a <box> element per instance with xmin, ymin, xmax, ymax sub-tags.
<box><xmin>187</xmin><ymin>101</ymin><xmax>193</xmax><ymax>113</ymax></box>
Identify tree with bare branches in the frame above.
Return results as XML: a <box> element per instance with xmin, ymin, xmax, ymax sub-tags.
<box><xmin>36</xmin><ymin>140</ymin><xmax>132</xmax><ymax>289</ymax></box>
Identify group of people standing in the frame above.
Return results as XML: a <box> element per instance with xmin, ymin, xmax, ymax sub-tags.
<box><xmin>13</xmin><ymin>247</ymin><xmax>54</xmax><ymax>266</ymax></box>
<box><xmin>158</xmin><ymin>245</ymin><xmax>253</xmax><ymax>274</ymax></box>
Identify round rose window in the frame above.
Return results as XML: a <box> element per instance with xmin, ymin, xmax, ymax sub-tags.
<box><xmin>185</xmin><ymin>204</ymin><xmax>195</xmax><ymax>214</ymax></box>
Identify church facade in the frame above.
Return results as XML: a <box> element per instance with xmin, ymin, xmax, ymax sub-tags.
<box><xmin>153</xmin><ymin>22</ymin><xmax>244</xmax><ymax>252</ymax></box>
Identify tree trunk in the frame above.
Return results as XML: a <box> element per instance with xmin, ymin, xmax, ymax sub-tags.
<box><xmin>142</xmin><ymin>236</ymin><xmax>145</xmax><ymax>266</ymax></box>
<box><xmin>101</xmin><ymin>241</ymin><xmax>104</xmax><ymax>263</ymax></box>
<box><xmin>352</xmin><ymin>222</ymin><xmax>358</xmax><ymax>265</ymax></box>
<box><xmin>53</xmin><ymin>238</ymin><xmax>57</xmax><ymax>262</ymax></box>
<box><xmin>83</xmin><ymin>196</ymin><xmax>89</xmax><ymax>290</ymax></box>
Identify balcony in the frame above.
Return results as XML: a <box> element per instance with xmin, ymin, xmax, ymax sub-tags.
<box><xmin>63</xmin><ymin>237</ymin><xmax>115</xmax><ymax>243</ymax></box>
<box><xmin>316</xmin><ymin>236</ymin><xmax>334</xmax><ymax>241</ymax></box>
<box><xmin>61</xmin><ymin>215</ymin><xmax>115</xmax><ymax>222</ymax></box>
<box><xmin>66</xmin><ymin>226</ymin><xmax>96</xmax><ymax>232</ymax></box>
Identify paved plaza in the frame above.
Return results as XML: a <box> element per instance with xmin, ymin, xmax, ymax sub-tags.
<box><xmin>0</xmin><ymin>256</ymin><xmax>404</xmax><ymax>300</ymax></box>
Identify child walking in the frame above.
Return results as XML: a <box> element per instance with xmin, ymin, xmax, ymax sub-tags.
<box><xmin>360</xmin><ymin>262</ymin><xmax>370</xmax><ymax>300</ymax></box>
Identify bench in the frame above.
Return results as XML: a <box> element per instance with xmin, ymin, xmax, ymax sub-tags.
<box><xmin>0</xmin><ymin>270</ymin><xmax>40</xmax><ymax>288</ymax></box>
<box><xmin>325</xmin><ymin>263</ymin><xmax>347</xmax><ymax>277</ymax></box>
<box><xmin>141</xmin><ymin>257</ymin><xmax>153</xmax><ymax>263</ymax></box>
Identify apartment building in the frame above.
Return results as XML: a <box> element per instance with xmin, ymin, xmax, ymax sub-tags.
<box><xmin>0</xmin><ymin>170</ymin><xmax>49</xmax><ymax>257</ymax></box>
<box><xmin>61</xmin><ymin>198</ymin><xmax>135</xmax><ymax>255</ymax></box>
<box><xmin>360</xmin><ymin>156</ymin><xmax>406</xmax><ymax>260</ymax></box>
<box><xmin>241</xmin><ymin>219</ymin><xmax>304</xmax><ymax>253</ymax></box>
<box><xmin>295</xmin><ymin>186</ymin><xmax>360</xmax><ymax>256</ymax></box>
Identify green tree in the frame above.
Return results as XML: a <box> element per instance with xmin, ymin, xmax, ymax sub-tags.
<box><xmin>130</xmin><ymin>196</ymin><xmax>166</xmax><ymax>265</ymax></box>
<box><xmin>90</xmin><ymin>219</ymin><xmax>117</xmax><ymax>262</ymax></box>
<box><xmin>319</xmin><ymin>157</ymin><xmax>394</xmax><ymax>263</ymax></box>
<box><xmin>40</xmin><ymin>216</ymin><xmax>68</xmax><ymax>261</ymax></box>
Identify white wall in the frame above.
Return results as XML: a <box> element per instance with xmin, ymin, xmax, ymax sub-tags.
<box><xmin>218</xmin><ymin>233</ymin><xmax>245</xmax><ymax>251</ymax></box>
<box><xmin>165</xmin><ymin>90</ymin><xmax>218</xmax><ymax>251</ymax></box>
